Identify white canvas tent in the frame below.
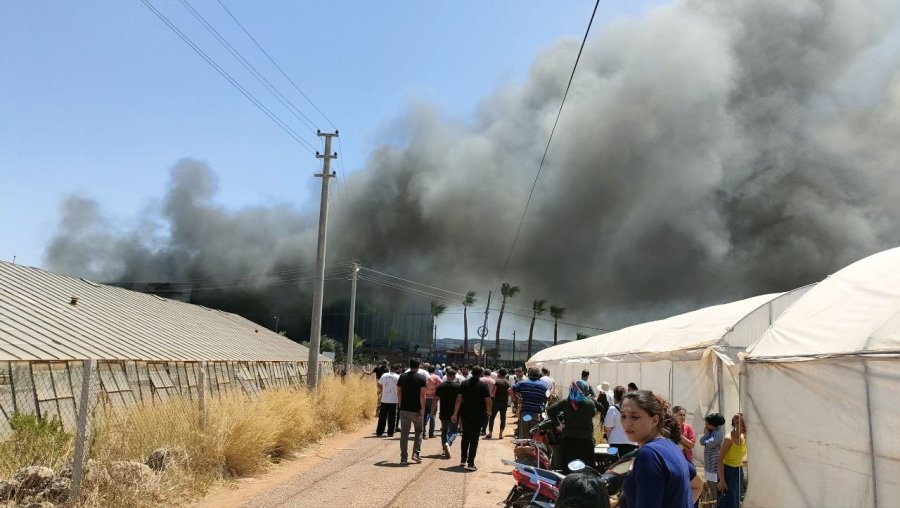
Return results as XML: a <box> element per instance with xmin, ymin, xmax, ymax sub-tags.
<box><xmin>528</xmin><ymin>287</ymin><xmax>811</xmax><ymax>448</ymax></box>
<box><xmin>743</xmin><ymin>248</ymin><xmax>900</xmax><ymax>508</ymax></box>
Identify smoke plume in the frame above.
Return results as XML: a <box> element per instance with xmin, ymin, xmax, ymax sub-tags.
<box><xmin>46</xmin><ymin>0</ymin><xmax>900</xmax><ymax>337</ymax></box>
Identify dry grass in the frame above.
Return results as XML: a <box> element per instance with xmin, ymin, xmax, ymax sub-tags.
<box><xmin>0</xmin><ymin>374</ymin><xmax>378</xmax><ymax>508</ymax></box>
<box><xmin>0</xmin><ymin>412</ymin><xmax>74</xmax><ymax>480</ymax></box>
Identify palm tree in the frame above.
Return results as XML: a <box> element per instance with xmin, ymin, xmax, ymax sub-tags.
<box><xmin>495</xmin><ymin>283</ymin><xmax>520</xmax><ymax>353</ymax></box>
<box><xmin>527</xmin><ymin>298</ymin><xmax>547</xmax><ymax>359</ymax></box>
<box><xmin>430</xmin><ymin>301</ymin><xmax>447</xmax><ymax>358</ymax></box>
<box><xmin>462</xmin><ymin>291</ymin><xmax>477</xmax><ymax>362</ymax></box>
<box><xmin>549</xmin><ymin>305</ymin><xmax>566</xmax><ymax>345</ymax></box>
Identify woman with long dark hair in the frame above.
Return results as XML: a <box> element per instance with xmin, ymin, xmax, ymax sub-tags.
<box><xmin>620</xmin><ymin>390</ymin><xmax>700</xmax><ymax>507</ymax></box>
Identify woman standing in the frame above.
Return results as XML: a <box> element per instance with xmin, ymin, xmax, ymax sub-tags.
<box><xmin>717</xmin><ymin>413</ymin><xmax>746</xmax><ymax>508</ymax></box>
<box><xmin>673</xmin><ymin>406</ymin><xmax>696</xmax><ymax>463</ymax></box>
<box><xmin>620</xmin><ymin>390</ymin><xmax>700</xmax><ymax>508</ymax></box>
<box><xmin>546</xmin><ymin>380</ymin><xmax>596</xmax><ymax>472</ymax></box>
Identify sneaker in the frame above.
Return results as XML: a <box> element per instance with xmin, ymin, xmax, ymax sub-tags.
<box><xmin>412</xmin><ymin>453</ymin><xmax>422</xmax><ymax>463</ymax></box>
<box><xmin>442</xmin><ymin>443</ymin><xmax>450</xmax><ymax>459</ymax></box>
<box><xmin>400</xmin><ymin>460</ymin><xmax>409</xmax><ymax>466</ymax></box>
<box><xmin>459</xmin><ymin>461</ymin><xmax>466</xmax><ymax>468</ymax></box>
<box><xmin>485</xmin><ymin>433</ymin><xmax>492</xmax><ymax>439</ymax></box>
<box><xmin>466</xmin><ymin>464</ymin><xmax>478</xmax><ymax>471</ymax></box>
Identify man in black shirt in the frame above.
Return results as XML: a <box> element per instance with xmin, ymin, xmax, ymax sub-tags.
<box><xmin>396</xmin><ymin>358</ymin><xmax>427</xmax><ymax>465</ymax></box>
<box><xmin>452</xmin><ymin>365</ymin><xmax>492</xmax><ymax>470</ymax></box>
<box><xmin>434</xmin><ymin>368</ymin><xmax>461</xmax><ymax>459</ymax></box>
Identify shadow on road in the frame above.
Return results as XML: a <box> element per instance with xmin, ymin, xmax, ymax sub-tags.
<box><xmin>438</xmin><ymin>465</ymin><xmax>474</xmax><ymax>473</ymax></box>
<box><xmin>373</xmin><ymin>460</ymin><xmax>410</xmax><ymax>468</ymax></box>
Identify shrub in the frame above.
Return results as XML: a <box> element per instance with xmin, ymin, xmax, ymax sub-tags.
<box><xmin>0</xmin><ymin>412</ymin><xmax>72</xmax><ymax>478</ymax></box>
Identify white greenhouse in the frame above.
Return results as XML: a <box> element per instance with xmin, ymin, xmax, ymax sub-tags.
<box><xmin>744</xmin><ymin>248</ymin><xmax>900</xmax><ymax>508</ymax></box>
<box><xmin>527</xmin><ymin>287</ymin><xmax>812</xmax><ymax>443</ymax></box>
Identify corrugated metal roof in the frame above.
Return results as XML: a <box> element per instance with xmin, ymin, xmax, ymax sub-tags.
<box><xmin>0</xmin><ymin>261</ymin><xmax>329</xmax><ymax>363</ymax></box>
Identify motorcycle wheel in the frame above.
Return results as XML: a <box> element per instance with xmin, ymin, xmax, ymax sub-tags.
<box><xmin>504</xmin><ymin>486</ymin><xmax>535</xmax><ymax>508</ymax></box>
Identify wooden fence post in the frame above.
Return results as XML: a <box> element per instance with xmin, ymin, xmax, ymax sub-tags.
<box><xmin>70</xmin><ymin>359</ymin><xmax>97</xmax><ymax>502</ymax></box>
<box><xmin>198</xmin><ymin>361</ymin><xmax>207</xmax><ymax>429</ymax></box>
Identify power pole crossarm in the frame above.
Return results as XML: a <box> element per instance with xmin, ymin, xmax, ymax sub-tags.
<box><xmin>307</xmin><ymin>130</ymin><xmax>338</xmax><ymax>388</ymax></box>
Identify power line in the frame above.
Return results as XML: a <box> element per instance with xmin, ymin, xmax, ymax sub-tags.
<box><xmin>112</xmin><ymin>261</ymin><xmax>353</xmax><ymax>286</ymax></box>
<box><xmin>178</xmin><ymin>0</ymin><xmax>321</xmax><ymax>137</ymax></box>
<box><xmin>359</xmin><ymin>267</ymin><xmax>469</xmax><ymax>298</ymax></box>
<box><xmin>493</xmin><ymin>0</ymin><xmax>601</xmax><ymax>293</ymax></box>
<box><xmin>139</xmin><ymin>0</ymin><xmax>316</xmax><ymax>153</ymax></box>
<box><xmin>214</xmin><ymin>0</ymin><xmax>337</xmax><ymax>130</ymax></box>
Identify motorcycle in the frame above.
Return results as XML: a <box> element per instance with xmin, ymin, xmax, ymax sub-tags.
<box><xmin>567</xmin><ymin>449</ymin><xmax>637</xmax><ymax>499</ymax></box>
<box><xmin>501</xmin><ymin>458</ymin><xmax>564</xmax><ymax>508</ymax></box>
<box><xmin>512</xmin><ymin>414</ymin><xmax>560</xmax><ymax>470</ymax></box>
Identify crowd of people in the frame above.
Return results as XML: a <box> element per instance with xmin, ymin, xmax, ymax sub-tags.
<box><xmin>366</xmin><ymin>359</ymin><xmax>747</xmax><ymax>508</ymax></box>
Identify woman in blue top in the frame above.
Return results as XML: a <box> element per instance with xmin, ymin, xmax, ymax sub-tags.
<box><xmin>620</xmin><ymin>390</ymin><xmax>702</xmax><ymax>508</ymax></box>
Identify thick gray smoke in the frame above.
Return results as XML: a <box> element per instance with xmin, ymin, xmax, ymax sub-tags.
<box><xmin>47</xmin><ymin>0</ymin><xmax>900</xmax><ymax>335</ymax></box>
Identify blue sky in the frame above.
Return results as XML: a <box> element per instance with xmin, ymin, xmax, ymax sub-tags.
<box><xmin>1</xmin><ymin>1</ymin><xmax>662</xmax><ymax>269</ymax></box>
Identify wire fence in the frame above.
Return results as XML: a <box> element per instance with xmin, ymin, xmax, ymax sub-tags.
<box><xmin>0</xmin><ymin>359</ymin><xmax>326</xmax><ymax>504</ymax></box>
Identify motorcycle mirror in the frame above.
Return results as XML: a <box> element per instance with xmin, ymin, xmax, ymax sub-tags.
<box><xmin>567</xmin><ymin>460</ymin><xmax>587</xmax><ymax>472</ymax></box>
<box><xmin>522</xmin><ymin>414</ymin><xmax>533</xmax><ymax>422</ymax></box>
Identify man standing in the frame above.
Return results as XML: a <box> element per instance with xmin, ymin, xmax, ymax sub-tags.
<box><xmin>488</xmin><ymin>368</ymin><xmax>511</xmax><ymax>439</ymax></box>
<box><xmin>376</xmin><ymin>364</ymin><xmax>400</xmax><ymax>437</ymax></box>
<box><xmin>424</xmin><ymin>365</ymin><xmax>442</xmax><ymax>439</ymax></box>
<box><xmin>580</xmin><ymin>370</ymin><xmax>596</xmax><ymax>399</ymax></box>
<box><xmin>365</xmin><ymin>360</ymin><xmax>389</xmax><ymax>416</ymax></box>
<box><xmin>512</xmin><ymin>367</ymin><xmax>549</xmax><ymax>438</ymax></box>
<box><xmin>452</xmin><ymin>365</ymin><xmax>491</xmax><ymax>470</ymax></box>
<box><xmin>458</xmin><ymin>364</ymin><xmax>471</xmax><ymax>381</ymax></box>
<box><xmin>479</xmin><ymin>369</ymin><xmax>496</xmax><ymax>435</ymax></box>
<box><xmin>540</xmin><ymin>367</ymin><xmax>558</xmax><ymax>405</ymax></box>
<box><xmin>510</xmin><ymin>367</ymin><xmax>525</xmax><ymax>415</ymax></box>
<box><xmin>396</xmin><ymin>358</ymin><xmax>427</xmax><ymax>466</ymax></box>
<box><xmin>434</xmin><ymin>368</ymin><xmax>461</xmax><ymax>459</ymax></box>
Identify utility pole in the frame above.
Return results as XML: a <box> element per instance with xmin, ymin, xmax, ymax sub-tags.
<box><xmin>512</xmin><ymin>330</ymin><xmax>516</xmax><ymax>364</ymax></box>
<box><xmin>346</xmin><ymin>261</ymin><xmax>359</xmax><ymax>373</ymax></box>
<box><xmin>307</xmin><ymin>130</ymin><xmax>338</xmax><ymax>388</ymax></box>
<box><xmin>478</xmin><ymin>291</ymin><xmax>492</xmax><ymax>367</ymax></box>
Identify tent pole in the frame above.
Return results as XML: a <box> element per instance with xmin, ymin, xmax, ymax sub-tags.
<box><xmin>862</xmin><ymin>360</ymin><xmax>879</xmax><ymax>507</ymax></box>
<box><xmin>716</xmin><ymin>356</ymin><xmax>725</xmax><ymax>413</ymax></box>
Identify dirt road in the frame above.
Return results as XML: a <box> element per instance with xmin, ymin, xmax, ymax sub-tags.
<box><xmin>196</xmin><ymin>414</ymin><xmax>520</xmax><ymax>508</ymax></box>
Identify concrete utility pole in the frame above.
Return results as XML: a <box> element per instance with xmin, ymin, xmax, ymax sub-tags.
<box><xmin>479</xmin><ymin>291</ymin><xmax>492</xmax><ymax>366</ymax></box>
<box><xmin>346</xmin><ymin>261</ymin><xmax>359</xmax><ymax>373</ymax></box>
<box><xmin>307</xmin><ymin>130</ymin><xmax>338</xmax><ymax>388</ymax></box>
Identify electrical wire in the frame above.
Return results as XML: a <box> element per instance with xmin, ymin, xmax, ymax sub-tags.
<box><xmin>178</xmin><ymin>0</ymin><xmax>321</xmax><ymax>137</ymax></box>
<box><xmin>214</xmin><ymin>0</ymin><xmax>337</xmax><ymax>130</ymax></box>
<box><xmin>493</xmin><ymin>0</ymin><xmax>601</xmax><ymax>293</ymax></box>
<box><xmin>139</xmin><ymin>0</ymin><xmax>316</xmax><ymax>153</ymax></box>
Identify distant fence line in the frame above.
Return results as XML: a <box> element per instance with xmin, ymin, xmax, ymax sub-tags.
<box><xmin>0</xmin><ymin>359</ymin><xmax>324</xmax><ymax>435</ymax></box>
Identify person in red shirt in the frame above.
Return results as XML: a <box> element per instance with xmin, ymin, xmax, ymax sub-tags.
<box><xmin>673</xmin><ymin>405</ymin><xmax>696</xmax><ymax>463</ymax></box>
<box><xmin>424</xmin><ymin>364</ymin><xmax>442</xmax><ymax>438</ymax></box>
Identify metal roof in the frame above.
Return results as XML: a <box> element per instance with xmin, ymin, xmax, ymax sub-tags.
<box><xmin>0</xmin><ymin>261</ymin><xmax>328</xmax><ymax>363</ymax></box>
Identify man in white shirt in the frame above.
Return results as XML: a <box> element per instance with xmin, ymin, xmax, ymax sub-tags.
<box><xmin>540</xmin><ymin>367</ymin><xmax>558</xmax><ymax>404</ymax></box>
<box><xmin>376</xmin><ymin>364</ymin><xmax>401</xmax><ymax>437</ymax></box>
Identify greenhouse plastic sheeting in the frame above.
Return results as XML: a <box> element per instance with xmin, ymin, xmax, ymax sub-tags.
<box><xmin>745</xmin><ymin>247</ymin><xmax>900</xmax><ymax>507</ymax></box>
